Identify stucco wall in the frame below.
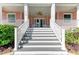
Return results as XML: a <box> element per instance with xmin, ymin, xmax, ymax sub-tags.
<box><xmin>29</xmin><ymin>16</ymin><xmax>50</xmax><ymax>27</ymax></box>
<box><xmin>56</xmin><ymin>8</ymin><xmax>77</xmax><ymax>20</ymax></box>
<box><xmin>2</xmin><ymin>9</ymin><xmax>24</xmax><ymax>21</ymax></box>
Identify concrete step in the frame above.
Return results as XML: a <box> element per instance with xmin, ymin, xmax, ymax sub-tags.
<box><xmin>24</xmin><ymin>36</ymin><xmax>57</xmax><ymax>39</ymax></box>
<box><xmin>28</xmin><ymin>40</ymin><xmax>60</xmax><ymax>43</ymax></box>
<box><xmin>22</xmin><ymin>42</ymin><xmax>61</xmax><ymax>48</ymax></box>
<box><xmin>15</xmin><ymin>51</ymin><xmax>68</xmax><ymax>55</ymax></box>
<box><xmin>29</xmin><ymin>39</ymin><xmax>59</xmax><ymax>41</ymax></box>
<box><xmin>21</xmin><ymin>38</ymin><xmax>59</xmax><ymax>44</ymax></box>
<box><xmin>23</xmin><ymin>45</ymin><xmax>61</xmax><ymax>48</ymax></box>
<box><xmin>25</xmin><ymin>34</ymin><xmax>56</xmax><ymax>37</ymax></box>
<box><xmin>15</xmin><ymin>47</ymin><xmax>68</xmax><ymax>55</ymax></box>
<box><xmin>24</xmin><ymin>36</ymin><xmax>56</xmax><ymax>37</ymax></box>
<box><xmin>18</xmin><ymin>47</ymin><xmax>63</xmax><ymax>51</ymax></box>
<box><xmin>27</xmin><ymin>29</ymin><xmax>53</xmax><ymax>32</ymax></box>
<box><xmin>24</xmin><ymin>42</ymin><xmax>61</xmax><ymax>45</ymax></box>
<box><xmin>25</xmin><ymin>31</ymin><xmax>54</xmax><ymax>34</ymax></box>
<box><xmin>28</xmin><ymin>28</ymin><xmax>52</xmax><ymax>30</ymax></box>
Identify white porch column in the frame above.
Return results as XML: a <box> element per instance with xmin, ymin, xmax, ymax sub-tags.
<box><xmin>50</xmin><ymin>3</ymin><xmax>55</xmax><ymax>28</ymax></box>
<box><xmin>61</xmin><ymin>29</ymin><xmax>66</xmax><ymax>50</ymax></box>
<box><xmin>0</xmin><ymin>6</ymin><xmax>2</xmax><ymax>24</ymax></box>
<box><xmin>24</xmin><ymin>4</ymin><xmax>29</xmax><ymax>28</ymax></box>
<box><xmin>24</xmin><ymin>4</ymin><xmax>29</xmax><ymax>22</ymax></box>
<box><xmin>14</xmin><ymin>27</ymin><xmax>18</xmax><ymax>51</ymax></box>
<box><xmin>77</xmin><ymin>5</ymin><xmax>79</xmax><ymax>27</ymax></box>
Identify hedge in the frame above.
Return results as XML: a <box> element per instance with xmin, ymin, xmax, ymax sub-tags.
<box><xmin>65</xmin><ymin>28</ymin><xmax>79</xmax><ymax>44</ymax></box>
<box><xmin>0</xmin><ymin>25</ymin><xmax>14</xmax><ymax>46</ymax></box>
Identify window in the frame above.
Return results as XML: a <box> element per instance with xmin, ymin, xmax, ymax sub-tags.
<box><xmin>64</xmin><ymin>13</ymin><xmax>72</xmax><ymax>22</ymax></box>
<box><xmin>64</xmin><ymin>14</ymin><xmax>71</xmax><ymax>19</ymax></box>
<box><xmin>8</xmin><ymin>13</ymin><xmax>16</xmax><ymax>23</ymax></box>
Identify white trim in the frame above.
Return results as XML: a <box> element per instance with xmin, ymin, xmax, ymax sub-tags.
<box><xmin>77</xmin><ymin>5</ymin><xmax>79</xmax><ymax>27</ymax></box>
<box><xmin>7</xmin><ymin>13</ymin><xmax>16</xmax><ymax>22</ymax></box>
<box><xmin>14</xmin><ymin>28</ymin><xmax>18</xmax><ymax>51</ymax></box>
<box><xmin>61</xmin><ymin>29</ymin><xmax>66</xmax><ymax>50</ymax></box>
<box><xmin>24</xmin><ymin>4</ymin><xmax>29</xmax><ymax>22</ymax></box>
<box><xmin>0</xmin><ymin>6</ymin><xmax>2</xmax><ymax>24</ymax></box>
<box><xmin>0</xmin><ymin>3</ymin><xmax>24</xmax><ymax>6</ymax></box>
<box><xmin>63</xmin><ymin>13</ymin><xmax>72</xmax><ymax>20</ymax></box>
<box><xmin>56</xmin><ymin>4</ymin><xmax>78</xmax><ymax>7</ymax></box>
<box><xmin>28</xmin><ymin>4</ymin><xmax>51</xmax><ymax>6</ymax></box>
<box><xmin>50</xmin><ymin>3</ymin><xmax>55</xmax><ymax>28</ymax></box>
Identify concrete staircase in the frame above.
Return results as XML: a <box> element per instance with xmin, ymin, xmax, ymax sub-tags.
<box><xmin>15</xmin><ymin>28</ymin><xmax>68</xmax><ymax>55</ymax></box>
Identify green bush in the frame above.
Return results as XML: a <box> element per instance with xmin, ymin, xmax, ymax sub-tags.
<box><xmin>65</xmin><ymin>28</ymin><xmax>79</xmax><ymax>44</ymax></box>
<box><xmin>0</xmin><ymin>25</ymin><xmax>14</xmax><ymax>46</ymax></box>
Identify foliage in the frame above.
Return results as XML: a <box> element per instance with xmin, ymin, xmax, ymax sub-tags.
<box><xmin>65</xmin><ymin>28</ymin><xmax>79</xmax><ymax>44</ymax></box>
<box><xmin>0</xmin><ymin>25</ymin><xmax>14</xmax><ymax>46</ymax></box>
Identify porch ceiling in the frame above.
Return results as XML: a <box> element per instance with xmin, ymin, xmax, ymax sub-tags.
<box><xmin>56</xmin><ymin>3</ymin><xmax>78</xmax><ymax>12</ymax></box>
<box><xmin>2</xmin><ymin>6</ymin><xmax>24</xmax><ymax>12</ymax></box>
<box><xmin>28</xmin><ymin>5</ymin><xmax>51</xmax><ymax>16</ymax></box>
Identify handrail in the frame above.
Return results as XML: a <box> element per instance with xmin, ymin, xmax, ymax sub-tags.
<box><xmin>53</xmin><ymin>23</ymin><xmax>62</xmax><ymax>42</ymax></box>
<box><xmin>55</xmin><ymin>19</ymin><xmax>77</xmax><ymax>26</ymax></box>
<box><xmin>55</xmin><ymin>19</ymin><xmax>79</xmax><ymax>30</ymax></box>
<box><xmin>17</xmin><ymin>21</ymin><xmax>29</xmax><ymax>44</ymax></box>
<box><xmin>1</xmin><ymin>19</ymin><xmax>24</xmax><ymax>27</ymax></box>
<box><xmin>55</xmin><ymin>23</ymin><xmax>65</xmax><ymax>50</ymax></box>
<box><xmin>14</xmin><ymin>20</ymin><xmax>29</xmax><ymax>51</ymax></box>
<box><xmin>50</xmin><ymin>22</ymin><xmax>66</xmax><ymax>50</ymax></box>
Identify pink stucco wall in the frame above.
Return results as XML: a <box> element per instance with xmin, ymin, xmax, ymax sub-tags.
<box><xmin>56</xmin><ymin>8</ymin><xmax>77</xmax><ymax>20</ymax></box>
<box><xmin>56</xmin><ymin>12</ymin><xmax>64</xmax><ymax>20</ymax></box>
<box><xmin>2</xmin><ymin>9</ymin><xmax>24</xmax><ymax>21</ymax></box>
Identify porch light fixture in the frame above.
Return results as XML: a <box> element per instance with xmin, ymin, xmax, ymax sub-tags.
<box><xmin>37</xmin><ymin>11</ymin><xmax>43</xmax><ymax>15</ymax></box>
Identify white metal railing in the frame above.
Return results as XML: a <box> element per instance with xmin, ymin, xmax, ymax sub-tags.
<box><xmin>50</xmin><ymin>19</ymin><xmax>79</xmax><ymax>50</ymax></box>
<box><xmin>50</xmin><ymin>19</ymin><xmax>66</xmax><ymax>50</ymax></box>
<box><xmin>53</xmin><ymin>23</ymin><xmax>62</xmax><ymax>42</ymax></box>
<box><xmin>53</xmin><ymin>23</ymin><xmax>65</xmax><ymax>50</ymax></box>
<box><xmin>0</xmin><ymin>19</ymin><xmax>24</xmax><ymax>27</ymax></box>
<box><xmin>55</xmin><ymin>19</ymin><xmax>78</xmax><ymax>29</ymax></box>
<box><xmin>14</xmin><ymin>20</ymin><xmax>29</xmax><ymax>51</ymax></box>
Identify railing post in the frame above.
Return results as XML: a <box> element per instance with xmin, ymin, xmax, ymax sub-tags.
<box><xmin>61</xmin><ymin>28</ymin><xmax>66</xmax><ymax>50</ymax></box>
<box><xmin>0</xmin><ymin>6</ymin><xmax>2</xmax><ymax>24</ymax></box>
<box><xmin>14</xmin><ymin>27</ymin><xmax>18</xmax><ymax>51</ymax></box>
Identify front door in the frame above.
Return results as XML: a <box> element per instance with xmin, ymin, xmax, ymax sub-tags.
<box><xmin>36</xmin><ymin>19</ymin><xmax>43</xmax><ymax>27</ymax></box>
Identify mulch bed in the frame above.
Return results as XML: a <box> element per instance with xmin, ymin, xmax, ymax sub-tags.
<box><xmin>0</xmin><ymin>41</ymin><xmax>14</xmax><ymax>55</ymax></box>
<box><xmin>66</xmin><ymin>43</ymin><xmax>79</xmax><ymax>55</ymax></box>
<box><xmin>0</xmin><ymin>47</ymin><xmax>13</xmax><ymax>55</ymax></box>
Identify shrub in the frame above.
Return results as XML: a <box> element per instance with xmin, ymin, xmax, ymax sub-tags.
<box><xmin>65</xmin><ymin>28</ymin><xmax>79</xmax><ymax>44</ymax></box>
<box><xmin>0</xmin><ymin>25</ymin><xmax>14</xmax><ymax>46</ymax></box>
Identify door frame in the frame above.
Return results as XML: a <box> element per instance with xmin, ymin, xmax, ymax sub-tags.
<box><xmin>34</xmin><ymin>18</ymin><xmax>44</xmax><ymax>27</ymax></box>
